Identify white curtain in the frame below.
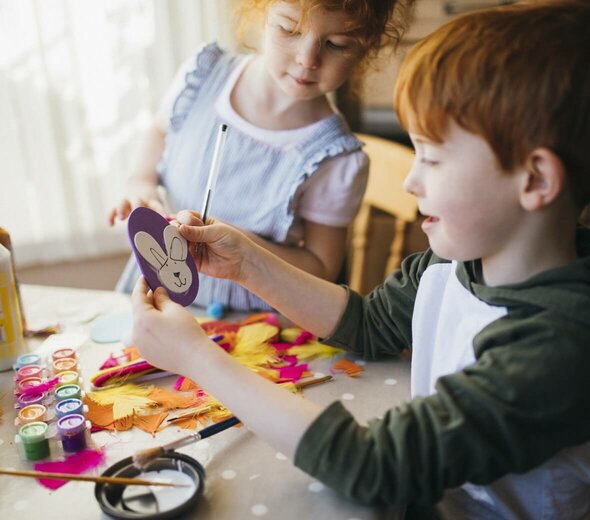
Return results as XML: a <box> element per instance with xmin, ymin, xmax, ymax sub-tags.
<box><xmin>0</xmin><ymin>0</ymin><xmax>239</xmax><ymax>267</ymax></box>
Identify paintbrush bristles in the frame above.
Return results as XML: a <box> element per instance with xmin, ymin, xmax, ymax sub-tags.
<box><xmin>132</xmin><ymin>446</ymin><xmax>166</xmax><ymax>469</ymax></box>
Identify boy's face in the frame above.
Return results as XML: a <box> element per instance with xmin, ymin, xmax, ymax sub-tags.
<box><xmin>404</xmin><ymin>121</ymin><xmax>524</xmax><ymax>263</ymax></box>
<box><xmin>263</xmin><ymin>1</ymin><xmax>362</xmax><ymax>101</ymax></box>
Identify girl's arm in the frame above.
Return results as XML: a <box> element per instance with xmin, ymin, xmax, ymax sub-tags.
<box><xmin>108</xmin><ymin>117</ymin><xmax>168</xmax><ymax>225</ymax></box>
<box><xmin>242</xmin><ymin>221</ymin><xmax>347</xmax><ymax>282</ymax></box>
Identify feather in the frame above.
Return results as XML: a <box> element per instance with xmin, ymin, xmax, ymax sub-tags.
<box><xmin>87</xmin><ymin>384</ymin><xmax>156</xmax><ymax>420</ymax></box>
<box><xmin>33</xmin><ymin>449</ymin><xmax>106</xmax><ymax>490</ymax></box>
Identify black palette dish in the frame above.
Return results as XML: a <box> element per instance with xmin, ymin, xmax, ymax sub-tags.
<box><xmin>95</xmin><ymin>452</ymin><xmax>205</xmax><ymax>519</ymax></box>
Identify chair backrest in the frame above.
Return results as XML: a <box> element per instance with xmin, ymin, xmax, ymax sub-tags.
<box><xmin>348</xmin><ymin>133</ymin><xmax>422</xmax><ymax>294</ymax></box>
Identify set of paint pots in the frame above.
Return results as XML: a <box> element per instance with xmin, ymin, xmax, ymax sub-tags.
<box><xmin>95</xmin><ymin>452</ymin><xmax>205</xmax><ymax>519</ymax></box>
<box><xmin>15</xmin><ymin>411</ymin><xmax>92</xmax><ymax>461</ymax></box>
<box><xmin>12</xmin><ymin>348</ymin><xmax>90</xmax><ymax>461</ymax></box>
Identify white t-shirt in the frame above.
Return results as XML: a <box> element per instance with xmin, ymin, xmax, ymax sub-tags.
<box><xmin>158</xmin><ymin>53</ymin><xmax>369</xmax><ymax>234</ymax></box>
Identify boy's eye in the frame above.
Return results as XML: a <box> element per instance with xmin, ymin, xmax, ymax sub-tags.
<box><xmin>420</xmin><ymin>157</ymin><xmax>439</xmax><ymax>166</ymax></box>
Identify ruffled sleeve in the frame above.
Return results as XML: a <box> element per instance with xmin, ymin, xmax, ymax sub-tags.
<box><xmin>169</xmin><ymin>42</ymin><xmax>225</xmax><ymax>132</ymax></box>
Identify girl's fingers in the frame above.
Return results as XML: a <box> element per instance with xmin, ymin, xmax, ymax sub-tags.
<box><xmin>131</xmin><ymin>277</ymin><xmax>153</xmax><ymax>311</ymax></box>
<box><xmin>152</xmin><ymin>286</ymin><xmax>173</xmax><ymax>311</ymax></box>
<box><xmin>176</xmin><ymin>210</ymin><xmax>203</xmax><ymax>226</ymax></box>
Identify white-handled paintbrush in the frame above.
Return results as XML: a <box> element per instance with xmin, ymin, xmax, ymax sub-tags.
<box><xmin>133</xmin><ymin>415</ymin><xmax>241</xmax><ymax>469</ymax></box>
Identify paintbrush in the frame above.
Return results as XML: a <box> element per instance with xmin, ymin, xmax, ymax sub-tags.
<box><xmin>0</xmin><ymin>468</ymin><xmax>188</xmax><ymax>487</ymax></box>
<box><xmin>294</xmin><ymin>375</ymin><xmax>333</xmax><ymax>389</ymax></box>
<box><xmin>133</xmin><ymin>415</ymin><xmax>241</xmax><ymax>469</ymax></box>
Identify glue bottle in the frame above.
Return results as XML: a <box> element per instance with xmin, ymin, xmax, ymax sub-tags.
<box><xmin>0</xmin><ymin>243</ymin><xmax>26</xmax><ymax>371</ymax></box>
<box><xmin>0</xmin><ymin>227</ymin><xmax>27</xmax><ymax>332</ymax></box>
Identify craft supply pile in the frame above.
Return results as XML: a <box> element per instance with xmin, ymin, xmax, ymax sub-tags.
<box><xmin>6</xmin><ymin>311</ymin><xmax>363</xmax><ymax>490</ymax></box>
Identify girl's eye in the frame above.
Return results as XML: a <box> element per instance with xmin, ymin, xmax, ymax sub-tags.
<box><xmin>279</xmin><ymin>25</ymin><xmax>298</xmax><ymax>36</ymax></box>
<box><xmin>326</xmin><ymin>40</ymin><xmax>347</xmax><ymax>51</ymax></box>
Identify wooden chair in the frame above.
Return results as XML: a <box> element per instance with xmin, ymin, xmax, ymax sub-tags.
<box><xmin>347</xmin><ymin>133</ymin><xmax>422</xmax><ymax>294</ymax></box>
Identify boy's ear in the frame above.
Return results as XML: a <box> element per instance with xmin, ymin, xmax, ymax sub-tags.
<box><xmin>519</xmin><ymin>147</ymin><xmax>567</xmax><ymax>211</ymax></box>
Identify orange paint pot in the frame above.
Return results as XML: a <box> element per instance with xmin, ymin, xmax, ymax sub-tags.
<box><xmin>52</xmin><ymin>347</ymin><xmax>76</xmax><ymax>362</ymax></box>
<box><xmin>17</xmin><ymin>404</ymin><xmax>47</xmax><ymax>425</ymax></box>
<box><xmin>52</xmin><ymin>357</ymin><xmax>78</xmax><ymax>375</ymax></box>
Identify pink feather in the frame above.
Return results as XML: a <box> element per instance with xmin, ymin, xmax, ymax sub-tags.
<box><xmin>19</xmin><ymin>377</ymin><xmax>60</xmax><ymax>397</ymax></box>
<box><xmin>34</xmin><ymin>449</ymin><xmax>106</xmax><ymax>489</ymax></box>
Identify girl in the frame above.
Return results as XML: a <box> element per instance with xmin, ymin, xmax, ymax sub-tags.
<box><xmin>109</xmin><ymin>0</ymin><xmax>414</xmax><ymax>311</ymax></box>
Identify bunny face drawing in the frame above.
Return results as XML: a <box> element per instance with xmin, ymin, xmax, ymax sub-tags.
<box><xmin>134</xmin><ymin>225</ymin><xmax>192</xmax><ymax>294</ymax></box>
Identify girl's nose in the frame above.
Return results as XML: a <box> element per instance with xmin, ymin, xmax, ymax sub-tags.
<box><xmin>295</xmin><ymin>36</ymin><xmax>321</xmax><ymax>70</ymax></box>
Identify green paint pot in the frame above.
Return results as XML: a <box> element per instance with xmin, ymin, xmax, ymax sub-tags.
<box><xmin>19</xmin><ymin>421</ymin><xmax>50</xmax><ymax>461</ymax></box>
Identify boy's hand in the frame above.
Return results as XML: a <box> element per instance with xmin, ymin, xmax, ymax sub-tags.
<box><xmin>131</xmin><ymin>278</ymin><xmax>208</xmax><ymax>374</ymax></box>
<box><xmin>176</xmin><ymin>210</ymin><xmax>256</xmax><ymax>284</ymax></box>
<box><xmin>108</xmin><ymin>197</ymin><xmax>167</xmax><ymax>226</ymax></box>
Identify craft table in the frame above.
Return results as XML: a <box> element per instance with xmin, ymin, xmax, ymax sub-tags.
<box><xmin>0</xmin><ymin>284</ymin><xmax>411</xmax><ymax>519</ymax></box>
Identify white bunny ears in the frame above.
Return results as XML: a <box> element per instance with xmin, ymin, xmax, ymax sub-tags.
<box><xmin>128</xmin><ymin>207</ymin><xmax>199</xmax><ymax>306</ymax></box>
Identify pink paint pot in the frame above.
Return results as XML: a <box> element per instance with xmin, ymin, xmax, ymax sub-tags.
<box><xmin>15</xmin><ymin>364</ymin><xmax>45</xmax><ymax>382</ymax></box>
<box><xmin>17</xmin><ymin>376</ymin><xmax>43</xmax><ymax>394</ymax></box>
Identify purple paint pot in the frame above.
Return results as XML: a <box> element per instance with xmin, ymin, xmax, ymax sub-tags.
<box><xmin>16</xmin><ymin>391</ymin><xmax>46</xmax><ymax>409</ymax></box>
<box><xmin>57</xmin><ymin>414</ymin><xmax>87</xmax><ymax>452</ymax></box>
<box><xmin>55</xmin><ymin>398</ymin><xmax>84</xmax><ymax>418</ymax></box>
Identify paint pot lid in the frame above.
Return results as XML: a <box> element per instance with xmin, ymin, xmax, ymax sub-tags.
<box><xmin>18</xmin><ymin>392</ymin><xmax>46</xmax><ymax>406</ymax></box>
<box><xmin>57</xmin><ymin>413</ymin><xmax>85</xmax><ymax>434</ymax></box>
<box><xmin>55</xmin><ymin>398</ymin><xmax>83</xmax><ymax>416</ymax></box>
<box><xmin>16</xmin><ymin>364</ymin><xmax>43</xmax><ymax>380</ymax></box>
<box><xmin>18</xmin><ymin>376</ymin><xmax>43</xmax><ymax>390</ymax></box>
<box><xmin>95</xmin><ymin>452</ymin><xmax>205</xmax><ymax>519</ymax></box>
<box><xmin>18</xmin><ymin>404</ymin><xmax>47</xmax><ymax>422</ymax></box>
<box><xmin>55</xmin><ymin>384</ymin><xmax>81</xmax><ymax>400</ymax></box>
<box><xmin>15</xmin><ymin>353</ymin><xmax>42</xmax><ymax>368</ymax></box>
<box><xmin>57</xmin><ymin>371</ymin><xmax>79</xmax><ymax>385</ymax></box>
<box><xmin>52</xmin><ymin>347</ymin><xmax>76</xmax><ymax>360</ymax></box>
<box><xmin>19</xmin><ymin>421</ymin><xmax>48</xmax><ymax>442</ymax></box>
<box><xmin>53</xmin><ymin>358</ymin><xmax>77</xmax><ymax>372</ymax></box>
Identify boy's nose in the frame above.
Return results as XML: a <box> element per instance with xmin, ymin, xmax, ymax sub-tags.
<box><xmin>403</xmin><ymin>164</ymin><xmax>421</xmax><ymax>196</ymax></box>
<box><xmin>295</xmin><ymin>37</ymin><xmax>321</xmax><ymax>70</ymax></box>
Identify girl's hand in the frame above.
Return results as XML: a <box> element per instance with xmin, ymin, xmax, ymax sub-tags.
<box><xmin>176</xmin><ymin>210</ymin><xmax>256</xmax><ymax>284</ymax></box>
<box><xmin>131</xmin><ymin>278</ymin><xmax>210</xmax><ymax>374</ymax></box>
<box><xmin>108</xmin><ymin>197</ymin><xmax>167</xmax><ymax>226</ymax></box>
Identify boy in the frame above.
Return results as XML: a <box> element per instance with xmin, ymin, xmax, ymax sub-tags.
<box><xmin>130</xmin><ymin>0</ymin><xmax>590</xmax><ymax>517</ymax></box>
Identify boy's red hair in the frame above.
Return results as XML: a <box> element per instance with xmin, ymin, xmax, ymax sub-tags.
<box><xmin>394</xmin><ymin>0</ymin><xmax>590</xmax><ymax>209</ymax></box>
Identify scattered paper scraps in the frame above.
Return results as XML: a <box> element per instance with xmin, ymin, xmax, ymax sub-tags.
<box><xmin>87</xmin><ymin>312</ymin><xmax>345</xmax><ymax>433</ymax></box>
<box><xmin>331</xmin><ymin>358</ymin><xmax>364</xmax><ymax>377</ymax></box>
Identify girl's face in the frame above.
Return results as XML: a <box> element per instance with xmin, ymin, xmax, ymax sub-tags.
<box><xmin>263</xmin><ymin>1</ymin><xmax>363</xmax><ymax>101</ymax></box>
<box><xmin>404</xmin><ymin>120</ymin><xmax>524</xmax><ymax>266</ymax></box>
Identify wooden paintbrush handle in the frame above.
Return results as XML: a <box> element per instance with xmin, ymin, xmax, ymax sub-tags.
<box><xmin>0</xmin><ymin>468</ymin><xmax>182</xmax><ymax>487</ymax></box>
